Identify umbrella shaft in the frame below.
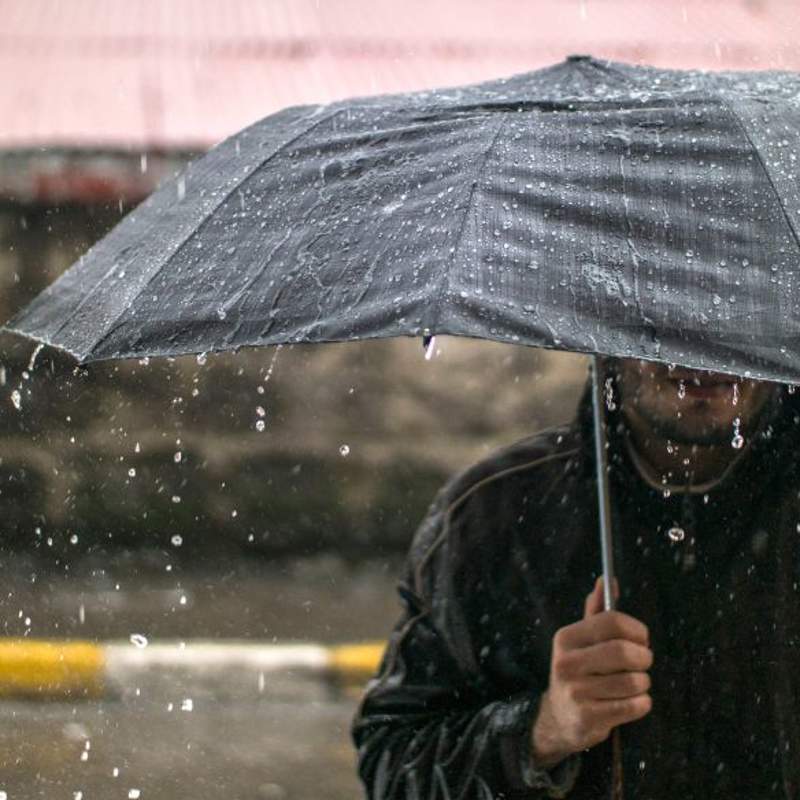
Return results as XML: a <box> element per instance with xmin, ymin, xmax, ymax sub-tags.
<box><xmin>591</xmin><ymin>356</ymin><xmax>616</xmax><ymax>612</ymax></box>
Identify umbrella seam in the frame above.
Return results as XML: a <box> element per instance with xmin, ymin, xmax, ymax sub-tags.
<box><xmin>83</xmin><ymin>106</ymin><xmax>343</xmax><ymax>360</ymax></box>
<box><xmin>429</xmin><ymin>114</ymin><xmax>509</xmax><ymax>333</ymax></box>
<box><xmin>717</xmin><ymin>93</ymin><xmax>800</xmax><ymax>254</ymax></box>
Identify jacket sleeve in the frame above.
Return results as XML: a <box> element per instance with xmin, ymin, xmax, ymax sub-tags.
<box><xmin>351</xmin><ymin>494</ymin><xmax>581</xmax><ymax>799</ymax></box>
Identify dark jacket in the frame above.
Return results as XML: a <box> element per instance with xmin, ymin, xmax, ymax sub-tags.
<box><xmin>352</xmin><ymin>384</ymin><xmax>800</xmax><ymax>799</ymax></box>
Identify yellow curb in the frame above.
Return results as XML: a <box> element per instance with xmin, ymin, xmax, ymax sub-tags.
<box><xmin>327</xmin><ymin>642</ymin><xmax>385</xmax><ymax>685</ymax></box>
<box><xmin>0</xmin><ymin>639</ymin><xmax>105</xmax><ymax>698</ymax></box>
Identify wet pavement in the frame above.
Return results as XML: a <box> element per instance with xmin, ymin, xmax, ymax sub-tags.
<box><xmin>0</xmin><ymin>554</ymin><xmax>403</xmax><ymax>800</ymax></box>
<box><xmin>0</xmin><ymin>695</ymin><xmax>363</xmax><ymax>800</ymax></box>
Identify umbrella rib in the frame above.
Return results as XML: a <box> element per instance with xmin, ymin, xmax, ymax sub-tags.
<box><xmin>428</xmin><ymin>114</ymin><xmax>509</xmax><ymax>333</ymax></box>
<box><xmin>718</xmin><ymin>94</ymin><xmax>800</xmax><ymax>254</ymax></box>
<box><xmin>84</xmin><ymin>106</ymin><xmax>343</xmax><ymax>360</ymax></box>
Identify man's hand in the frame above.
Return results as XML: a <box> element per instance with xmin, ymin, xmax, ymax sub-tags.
<box><xmin>530</xmin><ymin>577</ymin><xmax>653</xmax><ymax>769</ymax></box>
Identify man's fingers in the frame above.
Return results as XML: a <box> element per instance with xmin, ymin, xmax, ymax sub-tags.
<box><xmin>557</xmin><ymin>638</ymin><xmax>653</xmax><ymax>677</ymax></box>
<box><xmin>590</xmin><ymin>694</ymin><xmax>653</xmax><ymax>729</ymax></box>
<box><xmin>559</xmin><ymin>610</ymin><xmax>650</xmax><ymax>651</ymax></box>
<box><xmin>570</xmin><ymin>671</ymin><xmax>651</xmax><ymax>701</ymax></box>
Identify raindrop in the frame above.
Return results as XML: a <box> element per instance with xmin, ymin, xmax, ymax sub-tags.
<box><xmin>27</xmin><ymin>343</ymin><xmax>44</xmax><ymax>371</ymax></box>
<box><xmin>196</xmin><ymin>352</ymin><xmax>208</xmax><ymax>366</ymax></box>
<box><xmin>604</xmin><ymin>377</ymin><xmax>616</xmax><ymax>411</ymax></box>
<box><xmin>731</xmin><ymin>417</ymin><xmax>744</xmax><ymax>449</ymax></box>
<box><xmin>256</xmin><ymin>406</ymin><xmax>266</xmax><ymax>417</ymax></box>
<box><xmin>255</xmin><ymin>420</ymin><xmax>266</xmax><ymax>432</ymax></box>
<box><xmin>173</xmin><ymin>451</ymin><xmax>182</xmax><ymax>464</ymax></box>
<box><xmin>128</xmin><ymin>468</ymin><xmax>136</xmax><ymax>478</ymax></box>
<box><xmin>171</xmin><ymin>534</ymin><xmax>183</xmax><ymax>547</ymax></box>
<box><xmin>732</xmin><ymin>383</ymin><xmax>739</xmax><ymax>406</ymax></box>
<box><xmin>139</xmin><ymin>357</ymin><xmax>150</xmax><ymax>366</ymax></box>
<box><xmin>176</xmin><ymin>176</ymin><xmax>186</xmax><ymax>201</ymax></box>
<box><xmin>69</xmin><ymin>533</ymin><xmax>79</xmax><ymax>545</ymax></box>
<box><xmin>424</xmin><ymin>336</ymin><xmax>437</xmax><ymax>360</ymax></box>
<box><xmin>216</xmin><ymin>308</ymin><xmax>227</xmax><ymax>320</ymax></box>
<box><xmin>129</xmin><ymin>633</ymin><xmax>148</xmax><ymax>648</ymax></box>
<box><xmin>10</xmin><ymin>389</ymin><xmax>21</xmax><ymax>410</ymax></box>
<box><xmin>171</xmin><ymin>495</ymin><xmax>181</xmax><ymax>503</ymax></box>
<box><xmin>134</xmin><ymin>442</ymin><xmax>141</xmax><ymax>453</ymax></box>
<box><xmin>667</xmin><ymin>526</ymin><xmax>686</xmax><ymax>543</ymax></box>
<box><xmin>339</xmin><ymin>444</ymin><xmax>350</xmax><ymax>457</ymax></box>
<box><xmin>181</xmin><ymin>698</ymin><xmax>193</xmax><ymax>711</ymax></box>
<box><xmin>677</xmin><ymin>380</ymin><xmax>686</xmax><ymax>399</ymax></box>
<box><xmin>128</xmin><ymin>790</ymin><xmax>142</xmax><ymax>800</ymax></box>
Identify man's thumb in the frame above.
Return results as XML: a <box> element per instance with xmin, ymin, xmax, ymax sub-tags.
<box><xmin>583</xmin><ymin>576</ymin><xmax>619</xmax><ymax>618</ymax></box>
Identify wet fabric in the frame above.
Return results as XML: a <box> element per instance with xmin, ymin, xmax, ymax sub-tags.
<box><xmin>352</xmin><ymin>383</ymin><xmax>800</xmax><ymax>799</ymax></box>
<box><xmin>4</xmin><ymin>56</ymin><xmax>800</xmax><ymax>384</ymax></box>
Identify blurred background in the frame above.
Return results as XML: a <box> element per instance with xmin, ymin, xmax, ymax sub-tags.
<box><xmin>0</xmin><ymin>1</ymin><xmax>798</xmax><ymax>798</ymax></box>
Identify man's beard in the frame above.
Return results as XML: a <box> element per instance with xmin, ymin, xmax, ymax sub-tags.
<box><xmin>622</xmin><ymin>399</ymin><xmax>748</xmax><ymax>447</ymax></box>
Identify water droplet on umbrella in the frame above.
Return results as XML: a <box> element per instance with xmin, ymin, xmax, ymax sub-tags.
<box><xmin>339</xmin><ymin>444</ymin><xmax>350</xmax><ymax>457</ymax></box>
<box><xmin>129</xmin><ymin>634</ymin><xmax>148</xmax><ymax>648</ymax></box>
<box><xmin>667</xmin><ymin>526</ymin><xmax>686</xmax><ymax>543</ymax></box>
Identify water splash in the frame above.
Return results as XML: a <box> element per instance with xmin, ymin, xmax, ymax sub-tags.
<box><xmin>129</xmin><ymin>633</ymin><xmax>148</xmax><ymax>649</ymax></box>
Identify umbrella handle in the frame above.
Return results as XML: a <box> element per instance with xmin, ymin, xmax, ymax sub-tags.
<box><xmin>591</xmin><ymin>356</ymin><xmax>624</xmax><ymax>800</ymax></box>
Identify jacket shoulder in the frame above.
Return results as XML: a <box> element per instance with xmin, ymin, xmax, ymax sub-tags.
<box><xmin>406</xmin><ymin>423</ymin><xmax>583</xmax><ymax>578</ymax></box>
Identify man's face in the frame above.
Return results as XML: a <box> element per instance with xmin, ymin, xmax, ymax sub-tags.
<box><xmin>613</xmin><ymin>359</ymin><xmax>776</xmax><ymax>446</ymax></box>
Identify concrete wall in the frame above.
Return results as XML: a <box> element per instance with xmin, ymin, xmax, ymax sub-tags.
<box><xmin>0</xmin><ymin>200</ymin><xmax>587</xmax><ymax>562</ymax></box>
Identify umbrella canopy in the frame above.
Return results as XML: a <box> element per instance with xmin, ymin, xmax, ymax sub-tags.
<box><xmin>3</xmin><ymin>55</ymin><xmax>800</xmax><ymax>384</ymax></box>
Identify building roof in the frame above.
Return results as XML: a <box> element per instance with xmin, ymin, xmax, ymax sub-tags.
<box><xmin>3</xmin><ymin>0</ymin><xmax>800</xmax><ymax>151</ymax></box>
<box><xmin>2</xmin><ymin>0</ymin><xmax>799</xmax><ymax>201</ymax></box>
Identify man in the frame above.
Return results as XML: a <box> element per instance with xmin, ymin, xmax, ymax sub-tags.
<box><xmin>352</xmin><ymin>358</ymin><xmax>800</xmax><ymax>799</ymax></box>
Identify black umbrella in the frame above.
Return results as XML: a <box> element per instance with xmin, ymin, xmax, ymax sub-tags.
<box><xmin>3</xmin><ymin>51</ymin><xmax>800</xmax><ymax>669</ymax></box>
